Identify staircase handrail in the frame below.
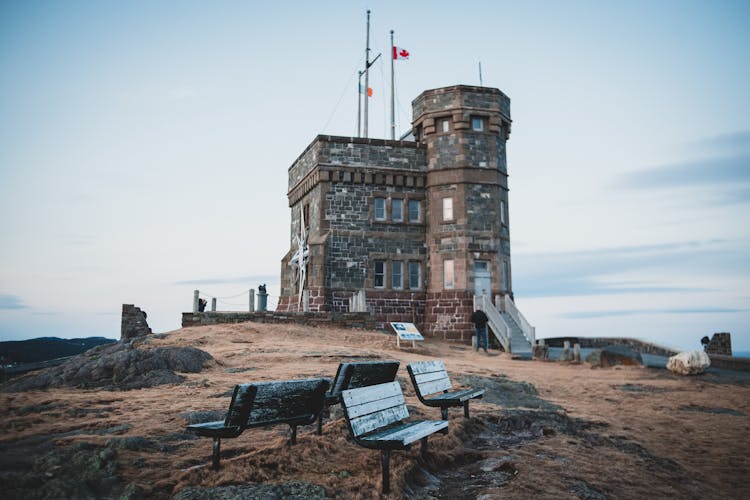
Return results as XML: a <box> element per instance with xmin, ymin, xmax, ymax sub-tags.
<box><xmin>503</xmin><ymin>295</ymin><xmax>535</xmax><ymax>345</ymax></box>
<box><xmin>474</xmin><ymin>294</ymin><xmax>511</xmax><ymax>352</ymax></box>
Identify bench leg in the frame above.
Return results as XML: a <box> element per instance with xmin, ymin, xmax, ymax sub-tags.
<box><xmin>421</xmin><ymin>437</ymin><xmax>428</xmax><ymax>459</ymax></box>
<box><xmin>317</xmin><ymin>412</ymin><xmax>323</xmax><ymax>435</ymax></box>
<box><xmin>441</xmin><ymin>407</ymin><xmax>448</xmax><ymax>420</ymax></box>
<box><xmin>290</xmin><ymin>424</ymin><xmax>298</xmax><ymax>445</ymax></box>
<box><xmin>212</xmin><ymin>438</ymin><xmax>221</xmax><ymax>470</ymax></box>
<box><xmin>381</xmin><ymin>449</ymin><xmax>391</xmax><ymax>495</ymax></box>
<box><xmin>464</xmin><ymin>401</ymin><xmax>470</xmax><ymax>418</ymax></box>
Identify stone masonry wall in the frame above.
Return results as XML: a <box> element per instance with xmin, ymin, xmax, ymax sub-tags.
<box><xmin>706</xmin><ymin>332</ymin><xmax>732</xmax><ymax>356</ymax></box>
<box><xmin>424</xmin><ymin>290</ymin><xmax>474</xmax><ymax>341</ymax></box>
<box><xmin>121</xmin><ymin>304</ymin><xmax>152</xmax><ymax>341</ymax></box>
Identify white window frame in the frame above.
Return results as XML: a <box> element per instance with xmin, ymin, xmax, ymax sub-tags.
<box><xmin>391</xmin><ymin>261</ymin><xmax>403</xmax><ymax>290</ymax></box>
<box><xmin>408</xmin><ymin>261</ymin><xmax>421</xmax><ymax>289</ymax></box>
<box><xmin>471</xmin><ymin>116</ymin><xmax>484</xmax><ymax>131</ymax></box>
<box><xmin>442</xmin><ymin>119</ymin><xmax>450</xmax><ymax>132</ymax></box>
<box><xmin>391</xmin><ymin>198</ymin><xmax>403</xmax><ymax>222</ymax></box>
<box><xmin>374</xmin><ymin>197</ymin><xmax>386</xmax><ymax>221</ymax></box>
<box><xmin>374</xmin><ymin>260</ymin><xmax>386</xmax><ymax>288</ymax></box>
<box><xmin>443</xmin><ymin>259</ymin><xmax>455</xmax><ymax>289</ymax></box>
<box><xmin>408</xmin><ymin>199</ymin><xmax>421</xmax><ymax>223</ymax></box>
<box><xmin>442</xmin><ymin>197</ymin><xmax>453</xmax><ymax>221</ymax></box>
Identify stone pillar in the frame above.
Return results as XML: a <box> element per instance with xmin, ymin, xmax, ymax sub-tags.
<box><xmin>249</xmin><ymin>289</ymin><xmax>255</xmax><ymax>312</ymax></box>
<box><xmin>707</xmin><ymin>332</ymin><xmax>732</xmax><ymax>356</ymax></box>
<box><xmin>121</xmin><ymin>304</ymin><xmax>152</xmax><ymax>341</ymax></box>
<box><xmin>211</xmin><ymin>298</ymin><xmax>217</xmax><ymax>312</ymax></box>
<box><xmin>193</xmin><ymin>290</ymin><xmax>199</xmax><ymax>313</ymax></box>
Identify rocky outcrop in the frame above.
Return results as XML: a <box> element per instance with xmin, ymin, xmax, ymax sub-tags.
<box><xmin>1</xmin><ymin>341</ymin><xmax>214</xmax><ymax>392</ymax></box>
<box><xmin>667</xmin><ymin>350</ymin><xmax>711</xmax><ymax>375</ymax></box>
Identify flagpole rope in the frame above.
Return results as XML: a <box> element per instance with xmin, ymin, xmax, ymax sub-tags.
<box><xmin>320</xmin><ymin>53</ymin><xmax>366</xmax><ymax>134</ymax></box>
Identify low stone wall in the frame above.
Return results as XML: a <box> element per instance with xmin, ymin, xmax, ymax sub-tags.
<box><xmin>541</xmin><ymin>337</ymin><xmax>677</xmax><ymax>357</ymax></box>
<box><xmin>181</xmin><ymin>311</ymin><xmax>382</xmax><ymax>331</ymax></box>
<box><xmin>708</xmin><ymin>354</ymin><xmax>750</xmax><ymax>372</ymax></box>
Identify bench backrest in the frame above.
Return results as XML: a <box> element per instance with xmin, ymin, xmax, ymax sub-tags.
<box><xmin>407</xmin><ymin>360</ymin><xmax>452</xmax><ymax>398</ymax></box>
<box><xmin>246</xmin><ymin>378</ymin><xmax>330</xmax><ymax>428</ymax></box>
<box><xmin>224</xmin><ymin>383</ymin><xmax>258</xmax><ymax>429</ymax></box>
<box><xmin>341</xmin><ymin>381</ymin><xmax>408</xmax><ymax>438</ymax></box>
<box><xmin>329</xmin><ymin>361</ymin><xmax>400</xmax><ymax>398</ymax></box>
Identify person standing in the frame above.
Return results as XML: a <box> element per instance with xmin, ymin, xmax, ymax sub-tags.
<box><xmin>470</xmin><ymin>308</ymin><xmax>489</xmax><ymax>353</ymax></box>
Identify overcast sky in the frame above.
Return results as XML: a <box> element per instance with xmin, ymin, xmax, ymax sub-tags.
<box><xmin>1</xmin><ymin>1</ymin><xmax>748</xmax><ymax>352</ymax></box>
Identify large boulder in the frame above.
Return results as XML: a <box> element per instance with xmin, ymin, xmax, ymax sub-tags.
<box><xmin>667</xmin><ymin>350</ymin><xmax>710</xmax><ymax>375</ymax></box>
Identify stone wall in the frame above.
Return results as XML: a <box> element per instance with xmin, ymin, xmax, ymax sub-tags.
<box><xmin>121</xmin><ymin>304</ymin><xmax>152</xmax><ymax>341</ymax></box>
<box><xmin>182</xmin><ymin>311</ymin><xmax>380</xmax><ymax>331</ymax></box>
<box><xmin>424</xmin><ymin>290</ymin><xmax>474</xmax><ymax>341</ymax></box>
<box><xmin>542</xmin><ymin>337</ymin><xmax>678</xmax><ymax>357</ymax></box>
<box><xmin>706</xmin><ymin>332</ymin><xmax>732</xmax><ymax>356</ymax></box>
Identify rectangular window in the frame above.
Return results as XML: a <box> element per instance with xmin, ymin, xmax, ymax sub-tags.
<box><xmin>500</xmin><ymin>200</ymin><xmax>506</xmax><ymax>225</ymax></box>
<box><xmin>392</xmin><ymin>198</ymin><xmax>403</xmax><ymax>222</ymax></box>
<box><xmin>502</xmin><ymin>261</ymin><xmax>509</xmax><ymax>291</ymax></box>
<box><xmin>374</xmin><ymin>197</ymin><xmax>386</xmax><ymax>221</ymax></box>
<box><xmin>472</xmin><ymin>116</ymin><xmax>484</xmax><ymax>131</ymax></box>
<box><xmin>443</xmin><ymin>259</ymin><xmax>454</xmax><ymax>289</ymax></box>
<box><xmin>442</xmin><ymin>197</ymin><xmax>453</xmax><ymax>221</ymax></box>
<box><xmin>408</xmin><ymin>200</ymin><xmax>421</xmax><ymax>223</ymax></box>
<box><xmin>408</xmin><ymin>261</ymin><xmax>421</xmax><ymax>289</ymax></box>
<box><xmin>442</xmin><ymin>119</ymin><xmax>450</xmax><ymax>132</ymax></box>
<box><xmin>391</xmin><ymin>261</ymin><xmax>403</xmax><ymax>289</ymax></box>
<box><xmin>374</xmin><ymin>260</ymin><xmax>385</xmax><ymax>288</ymax></box>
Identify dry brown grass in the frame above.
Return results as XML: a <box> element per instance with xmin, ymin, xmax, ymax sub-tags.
<box><xmin>2</xmin><ymin>322</ymin><xmax>749</xmax><ymax>498</ymax></box>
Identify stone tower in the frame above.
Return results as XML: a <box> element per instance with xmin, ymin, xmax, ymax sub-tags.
<box><xmin>277</xmin><ymin>84</ymin><xmax>524</xmax><ymax>346</ymax></box>
<box><xmin>412</xmin><ymin>85</ymin><xmax>513</xmax><ymax>341</ymax></box>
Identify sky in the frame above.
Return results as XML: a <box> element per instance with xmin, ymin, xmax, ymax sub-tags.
<box><xmin>1</xmin><ymin>0</ymin><xmax>748</xmax><ymax>352</ymax></box>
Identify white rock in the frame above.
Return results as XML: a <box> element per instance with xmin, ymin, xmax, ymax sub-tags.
<box><xmin>667</xmin><ymin>350</ymin><xmax>711</xmax><ymax>375</ymax></box>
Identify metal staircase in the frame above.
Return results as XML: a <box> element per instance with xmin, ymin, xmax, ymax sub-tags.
<box><xmin>474</xmin><ymin>294</ymin><xmax>534</xmax><ymax>356</ymax></box>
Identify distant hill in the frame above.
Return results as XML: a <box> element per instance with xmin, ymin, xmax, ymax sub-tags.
<box><xmin>0</xmin><ymin>337</ymin><xmax>117</xmax><ymax>365</ymax></box>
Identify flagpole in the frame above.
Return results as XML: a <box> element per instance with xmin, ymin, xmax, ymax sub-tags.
<box><xmin>363</xmin><ymin>10</ymin><xmax>371</xmax><ymax>139</ymax></box>
<box><xmin>390</xmin><ymin>30</ymin><xmax>395</xmax><ymax>140</ymax></box>
<box><xmin>357</xmin><ymin>70</ymin><xmax>363</xmax><ymax>137</ymax></box>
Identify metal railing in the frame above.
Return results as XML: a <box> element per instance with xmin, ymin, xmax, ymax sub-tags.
<box><xmin>500</xmin><ymin>295</ymin><xmax>535</xmax><ymax>345</ymax></box>
<box><xmin>474</xmin><ymin>294</ymin><xmax>511</xmax><ymax>352</ymax></box>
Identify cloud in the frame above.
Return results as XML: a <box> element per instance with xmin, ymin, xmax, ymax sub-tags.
<box><xmin>559</xmin><ymin>307</ymin><xmax>745</xmax><ymax>319</ymax></box>
<box><xmin>513</xmin><ymin>239</ymin><xmax>745</xmax><ymax>298</ymax></box>
<box><xmin>172</xmin><ymin>275</ymin><xmax>278</xmax><ymax>286</ymax></box>
<box><xmin>0</xmin><ymin>294</ymin><xmax>27</xmax><ymax>309</ymax></box>
<box><xmin>692</xmin><ymin>130</ymin><xmax>750</xmax><ymax>153</ymax></box>
<box><xmin>615</xmin><ymin>154</ymin><xmax>750</xmax><ymax>190</ymax></box>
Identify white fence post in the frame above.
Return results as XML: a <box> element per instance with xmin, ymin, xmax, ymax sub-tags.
<box><xmin>249</xmin><ymin>289</ymin><xmax>255</xmax><ymax>312</ymax></box>
<box><xmin>193</xmin><ymin>290</ymin><xmax>199</xmax><ymax>313</ymax></box>
<box><xmin>211</xmin><ymin>298</ymin><xmax>217</xmax><ymax>312</ymax></box>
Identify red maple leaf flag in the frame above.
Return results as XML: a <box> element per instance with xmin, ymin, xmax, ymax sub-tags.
<box><xmin>393</xmin><ymin>46</ymin><xmax>410</xmax><ymax>60</ymax></box>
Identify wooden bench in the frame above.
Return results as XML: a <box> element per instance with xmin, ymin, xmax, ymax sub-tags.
<box><xmin>341</xmin><ymin>381</ymin><xmax>449</xmax><ymax>494</ymax></box>
<box><xmin>407</xmin><ymin>360</ymin><xmax>485</xmax><ymax>419</ymax></box>
<box><xmin>187</xmin><ymin>377</ymin><xmax>330</xmax><ymax>469</ymax></box>
<box><xmin>318</xmin><ymin>360</ymin><xmax>400</xmax><ymax>434</ymax></box>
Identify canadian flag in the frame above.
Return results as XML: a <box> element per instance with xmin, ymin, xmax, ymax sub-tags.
<box><xmin>393</xmin><ymin>46</ymin><xmax>410</xmax><ymax>60</ymax></box>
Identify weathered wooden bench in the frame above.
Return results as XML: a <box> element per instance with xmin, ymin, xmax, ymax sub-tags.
<box><xmin>186</xmin><ymin>377</ymin><xmax>330</xmax><ymax>469</ymax></box>
<box><xmin>318</xmin><ymin>360</ymin><xmax>400</xmax><ymax>434</ymax></box>
<box><xmin>407</xmin><ymin>360</ymin><xmax>485</xmax><ymax>419</ymax></box>
<box><xmin>341</xmin><ymin>381</ymin><xmax>449</xmax><ymax>494</ymax></box>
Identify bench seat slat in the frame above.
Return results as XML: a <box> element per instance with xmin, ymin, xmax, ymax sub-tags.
<box><xmin>424</xmin><ymin>388</ymin><xmax>485</xmax><ymax>403</ymax></box>
<box><xmin>413</xmin><ymin>370</ymin><xmax>450</xmax><ymax>385</ymax></box>
<box><xmin>407</xmin><ymin>359</ymin><xmax>446</xmax><ymax>375</ymax></box>
<box><xmin>349</xmin><ymin>405</ymin><xmax>410</xmax><ymax>437</ymax></box>
<box><xmin>342</xmin><ymin>380</ymin><xmax>402</xmax><ymax>406</ymax></box>
<box><xmin>345</xmin><ymin>393</ymin><xmax>405</xmax><ymax>419</ymax></box>
<box><xmin>186</xmin><ymin>421</ymin><xmax>242</xmax><ymax>438</ymax></box>
<box><xmin>362</xmin><ymin>420</ymin><xmax>449</xmax><ymax>447</ymax></box>
<box><xmin>416</xmin><ymin>377</ymin><xmax>453</xmax><ymax>396</ymax></box>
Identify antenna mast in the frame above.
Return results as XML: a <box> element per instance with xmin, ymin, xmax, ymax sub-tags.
<box><xmin>363</xmin><ymin>10</ymin><xmax>371</xmax><ymax>138</ymax></box>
